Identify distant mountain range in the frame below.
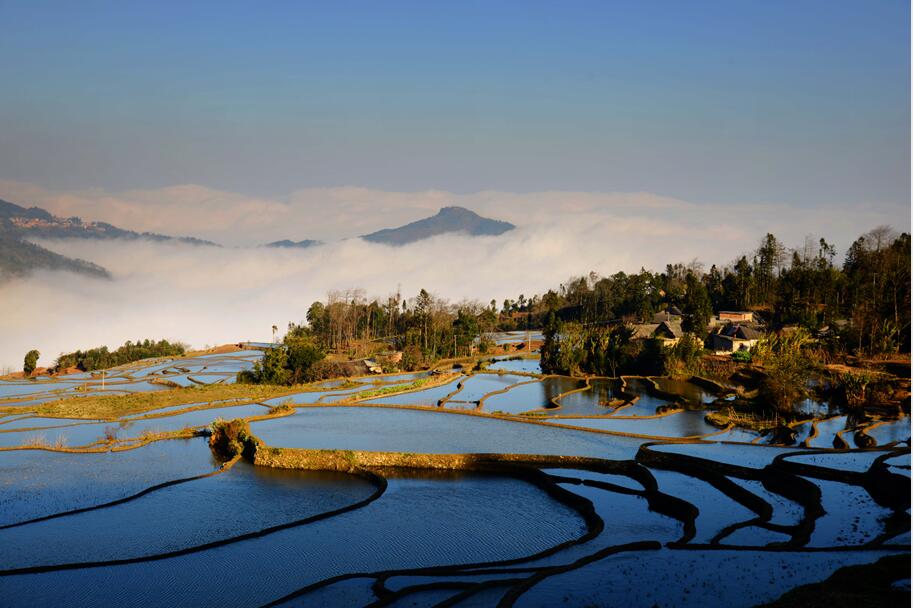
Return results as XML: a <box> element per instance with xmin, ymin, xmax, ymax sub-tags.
<box><xmin>0</xmin><ymin>199</ymin><xmax>215</xmax><ymax>246</ymax></box>
<box><xmin>360</xmin><ymin>206</ymin><xmax>515</xmax><ymax>245</ymax></box>
<box><xmin>0</xmin><ymin>198</ymin><xmax>516</xmax><ymax>279</ymax></box>
<box><xmin>0</xmin><ymin>198</ymin><xmax>214</xmax><ymax>280</ymax></box>
<box><xmin>263</xmin><ymin>239</ymin><xmax>323</xmax><ymax>249</ymax></box>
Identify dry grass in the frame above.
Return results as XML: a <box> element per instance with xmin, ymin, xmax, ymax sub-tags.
<box><xmin>32</xmin><ymin>383</ymin><xmax>302</xmax><ymax>420</ymax></box>
<box><xmin>346</xmin><ymin>373</ymin><xmax>457</xmax><ymax>402</ymax></box>
<box><xmin>705</xmin><ymin>407</ymin><xmax>797</xmax><ymax>431</ymax></box>
<box><xmin>137</xmin><ymin>426</ymin><xmax>199</xmax><ymax>443</ymax></box>
<box><xmin>19</xmin><ymin>434</ymin><xmax>68</xmax><ymax>449</ymax></box>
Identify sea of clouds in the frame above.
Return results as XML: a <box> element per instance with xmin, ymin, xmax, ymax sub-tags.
<box><xmin>0</xmin><ymin>181</ymin><xmax>906</xmax><ymax>370</ymax></box>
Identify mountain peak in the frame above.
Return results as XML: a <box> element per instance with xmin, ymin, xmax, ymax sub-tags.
<box><xmin>264</xmin><ymin>239</ymin><xmax>322</xmax><ymax>249</ymax></box>
<box><xmin>361</xmin><ymin>207</ymin><xmax>515</xmax><ymax>245</ymax></box>
<box><xmin>437</xmin><ymin>205</ymin><xmax>473</xmax><ymax>216</ymax></box>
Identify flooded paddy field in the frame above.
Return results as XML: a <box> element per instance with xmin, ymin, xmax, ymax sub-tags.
<box><xmin>0</xmin><ymin>350</ymin><xmax>263</xmax><ymax>406</ymax></box>
<box><xmin>480</xmin><ymin>377</ymin><xmax>584</xmax><ymax>415</ymax></box>
<box><xmin>249</xmin><ymin>405</ymin><xmax>645</xmax><ymax>460</ymax></box>
<box><xmin>486</xmin><ymin>356</ymin><xmax>542</xmax><ymax>374</ymax></box>
<box><xmin>0</xmin><ymin>351</ymin><xmax>908</xmax><ymax>606</ymax></box>
<box><xmin>0</xmin><ymin>438</ymin><xmax>220</xmax><ymax>526</ymax></box>
<box><xmin>0</xmin><ymin>403</ymin><xmax>271</xmax><ymax>448</ymax></box>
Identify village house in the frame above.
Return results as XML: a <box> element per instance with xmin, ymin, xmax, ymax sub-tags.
<box><xmin>709</xmin><ymin>323</ymin><xmax>762</xmax><ymax>353</ymax></box>
<box><xmin>628</xmin><ymin>320</ymin><xmax>683</xmax><ymax>346</ymax></box>
<box><xmin>362</xmin><ymin>358</ymin><xmax>384</xmax><ymax>374</ymax></box>
<box><xmin>654</xmin><ymin>320</ymin><xmax>683</xmax><ymax>346</ymax></box>
<box><xmin>630</xmin><ymin>323</ymin><xmax>659</xmax><ymax>340</ymax></box>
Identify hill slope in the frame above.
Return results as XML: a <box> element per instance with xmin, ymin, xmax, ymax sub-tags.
<box><xmin>0</xmin><ymin>235</ymin><xmax>111</xmax><ymax>280</ymax></box>
<box><xmin>0</xmin><ymin>198</ymin><xmax>217</xmax><ymax>246</ymax></box>
<box><xmin>361</xmin><ymin>206</ymin><xmax>515</xmax><ymax>245</ymax></box>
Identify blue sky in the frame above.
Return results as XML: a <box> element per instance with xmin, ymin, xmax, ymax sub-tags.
<box><xmin>0</xmin><ymin>0</ymin><xmax>909</xmax><ymax>207</ymax></box>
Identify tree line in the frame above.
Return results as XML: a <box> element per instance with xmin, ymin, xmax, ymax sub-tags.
<box><xmin>288</xmin><ymin>226</ymin><xmax>908</xmax><ymax>380</ymax></box>
<box><xmin>303</xmin><ymin>288</ymin><xmax>500</xmax><ymax>367</ymax></box>
<box><xmin>536</xmin><ymin>226</ymin><xmax>910</xmax><ymax>409</ymax></box>
<box><xmin>52</xmin><ymin>339</ymin><xmax>186</xmax><ymax>372</ymax></box>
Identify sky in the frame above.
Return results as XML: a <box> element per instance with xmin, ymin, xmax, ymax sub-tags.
<box><xmin>0</xmin><ymin>1</ymin><xmax>909</xmax><ymax>368</ymax></box>
<box><xmin>0</xmin><ymin>1</ymin><xmax>909</xmax><ymax>205</ymax></box>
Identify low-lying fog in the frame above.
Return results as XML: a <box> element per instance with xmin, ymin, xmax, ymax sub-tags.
<box><xmin>0</xmin><ymin>186</ymin><xmax>905</xmax><ymax>370</ymax></box>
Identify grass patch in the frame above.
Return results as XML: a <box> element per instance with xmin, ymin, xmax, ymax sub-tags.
<box><xmin>347</xmin><ymin>374</ymin><xmax>453</xmax><ymax>402</ymax></box>
<box><xmin>29</xmin><ymin>383</ymin><xmax>301</xmax><ymax>420</ymax></box>
<box><xmin>705</xmin><ymin>407</ymin><xmax>799</xmax><ymax>431</ymax></box>
<box><xmin>137</xmin><ymin>426</ymin><xmax>199</xmax><ymax>443</ymax></box>
<box><xmin>21</xmin><ymin>434</ymin><xmax>68</xmax><ymax>449</ymax></box>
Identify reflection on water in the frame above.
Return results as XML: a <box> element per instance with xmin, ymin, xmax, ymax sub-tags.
<box><xmin>651</xmin><ymin>378</ymin><xmax>718</xmax><ymax>406</ymax></box>
<box><xmin>487</xmin><ymin>357</ymin><xmax>542</xmax><ymax>374</ymax></box>
<box><xmin>553</xmin><ymin>379</ymin><xmax>622</xmax><ymax>416</ymax></box>
<box><xmin>481</xmin><ymin>377</ymin><xmax>583</xmax><ymax>414</ymax></box>
<box><xmin>444</xmin><ymin>373</ymin><xmax>531</xmax><ymax>404</ymax></box>
<box><xmin>0</xmin><ymin>461</ymin><xmax>376</xmax><ymax>570</ymax></box>
<box><xmin>0</xmin><ymin>349</ymin><xmax>906</xmax><ymax>607</ymax></box>
<box><xmin>0</xmin><ymin>474</ymin><xmax>584</xmax><ymax>607</ymax></box>
<box><xmin>251</xmin><ymin>406</ymin><xmax>643</xmax><ymax>460</ymax></box>
<box><xmin>0</xmin><ymin>438</ymin><xmax>220</xmax><ymax>526</ymax></box>
<box><xmin>546</xmin><ymin>411</ymin><xmax>720</xmax><ymax>438</ymax></box>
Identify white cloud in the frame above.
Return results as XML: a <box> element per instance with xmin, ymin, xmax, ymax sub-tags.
<box><xmin>5</xmin><ymin>179</ymin><xmax>903</xmax><ymax>249</ymax></box>
<box><xmin>0</xmin><ymin>180</ymin><xmax>907</xmax><ymax>369</ymax></box>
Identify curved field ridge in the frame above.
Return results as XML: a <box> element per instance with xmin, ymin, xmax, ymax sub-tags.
<box><xmin>247</xmin><ymin>429</ymin><xmax>908</xmax><ymax>607</ymax></box>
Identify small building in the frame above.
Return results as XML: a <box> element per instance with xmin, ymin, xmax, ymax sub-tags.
<box><xmin>709</xmin><ymin>324</ymin><xmax>762</xmax><ymax>353</ymax></box>
<box><xmin>362</xmin><ymin>359</ymin><xmax>383</xmax><ymax>374</ymax></box>
<box><xmin>628</xmin><ymin>320</ymin><xmax>683</xmax><ymax>345</ymax></box>
<box><xmin>630</xmin><ymin>323</ymin><xmax>660</xmax><ymax>340</ymax></box>
<box><xmin>654</xmin><ymin>320</ymin><xmax>684</xmax><ymax>346</ymax></box>
<box><xmin>718</xmin><ymin>311</ymin><xmax>754</xmax><ymax>323</ymax></box>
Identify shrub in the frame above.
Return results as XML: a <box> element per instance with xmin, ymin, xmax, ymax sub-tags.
<box><xmin>661</xmin><ymin>334</ymin><xmax>704</xmax><ymax>377</ymax></box>
<box><xmin>730</xmin><ymin>350</ymin><xmax>752</xmax><ymax>363</ymax></box>
<box><xmin>236</xmin><ymin>337</ymin><xmax>326</xmax><ymax>385</ymax></box>
<box><xmin>103</xmin><ymin>426</ymin><xmax>119</xmax><ymax>443</ymax></box>
<box><xmin>478</xmin><ymin>336</ymin><xmax>495</xmax><ymax>354</ymax></box>
<box><xmin>305</xmin><ymin>359</ymin><xmax>354</xmax><ymax>382</ymax></box>
<box><xmin>209</xmin><ymin>418</ymin><xmax>254</xmax><ymax>459</ymax></box>
<box><xmin>401</xmin><ymin>345</ymin><xmax>424</xmax><ymax>371</ymax></box>
<box><xmin>837</xmin><ymin>371</ymin><xmax>892</xmax><ymax>409</ymax></box>
<box><xmin>23</xmin><ymin>349</ymin><xmax>40</xmax><ymax>376</ymax></box>
<box><xmin>752</xmin><ymin>329</ymin><xmax>814</xmax><ymax>413</ymax></box>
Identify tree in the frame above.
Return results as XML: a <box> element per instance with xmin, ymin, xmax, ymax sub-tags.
<box><xmin>755</xmin><ymin>233</ymin><xmax>786</xmax><ymax>303</ymax></box>
<box><xmin>238</xmin><ymin>346</ymin><xmax>290</xmax><ymax>385</ymax></box>
<box><xmin>704</xmin><ymin>264</ymin><xmax>725</xmax><ymax>311</ymax></box>
<box><xmin>681</xmin><ymin>273</ymin><xmax>712</xmax><ymax>336</ymax></box>
<box><xmin>600</xmin><ymin>325</ymin><xmax>635</xmax><ymax>377</ymax></box>
<box><xmin>540</xmin><ymin>309</ymin><xmax>562</xmax><ymax>373</ymax></box>
<box><xmin>730</xmin><ymin>256</ymin><xmax>754</xmax><ymax>309</ymax></box>
<box><xmin>23</xmin><ymin>350</ymin><xmax>40</xmax><ymax>376</ymax></box>
<box><xmin>415</xmin><ymin>289</ymin><xmax>433</xmax><ymax>352</ymax></box>
<box><xmin>286</xmin><ymin>337</ymin><xmax>326</xmax><ymax>383</ymax></box>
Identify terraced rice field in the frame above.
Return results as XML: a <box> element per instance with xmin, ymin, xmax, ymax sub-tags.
<box><xmin>0</xmin><ymin>350</ymin><xmax>908</xmax><ymax>606</ymax></box>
